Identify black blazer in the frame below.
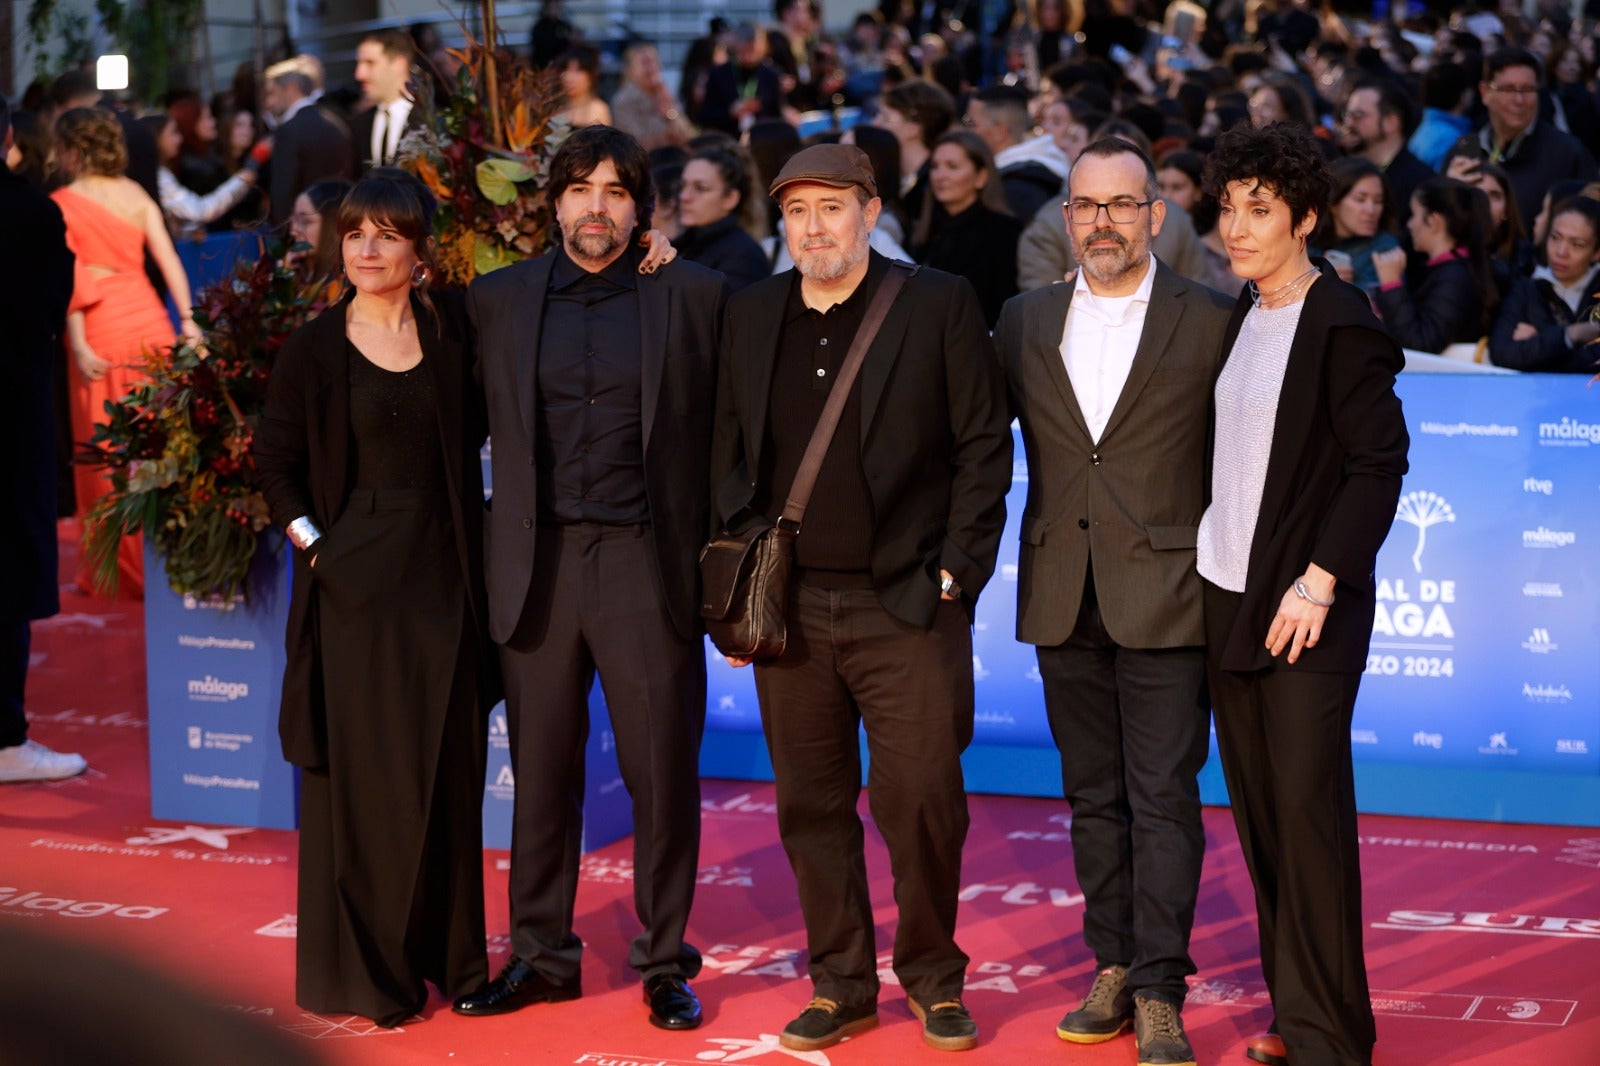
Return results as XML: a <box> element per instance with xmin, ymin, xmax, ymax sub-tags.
<box><xmin>1208</xmin><ymin>266</ymin><xmax>1410</xmax><ymax>674</ymax></box>
<box><xmin>469</xmin><ymin>251</ymin><xmax>727</xmax><ymax>643</ymax></box>
<box><xmin>349</xmin><ymin>103</ymin><xmax>426</xmax><ymax>178</ymax></box>
<box><xmin>254</xmin><ymin>291</ymin><xmax>491</xmax><ymax>767</ymax></box>
<box><xmin>711</xmin><ymin>253</ymin><xmax>1013</xmax><ymax>629</ymax></box>
<box><xmin>268</xmin><ymin>104</ymin><xmax>355</xmax><ymax>223</ymax></box>
<box><xmin>997</xmin><ymin>261</ymin><xmax>1234</xmax><ymax>649</ymax></box>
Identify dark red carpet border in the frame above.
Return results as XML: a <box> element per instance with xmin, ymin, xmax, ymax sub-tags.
<box><xmin>5</xmin><ymin>540</ymin><xmax>1599</xmax><ymax>1065</ymax></box>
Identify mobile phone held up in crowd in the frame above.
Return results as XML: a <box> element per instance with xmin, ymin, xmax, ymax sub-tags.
<box><xmin>1109</xmin><ymin>43</ymin><xmax>1133</xmax><ymax>66</ymax></box>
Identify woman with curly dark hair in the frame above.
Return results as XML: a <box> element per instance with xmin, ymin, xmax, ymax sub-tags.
<box><xmin>1198</xmin><ymin>122</ymin><xmax>1409</xmax><ymax>1066</ymax></box>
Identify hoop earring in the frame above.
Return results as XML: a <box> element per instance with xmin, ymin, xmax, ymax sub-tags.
<box><xmin>410</xmin><ymin>262</ymin><xmax>430</xmax><ymax>288</ymax></box>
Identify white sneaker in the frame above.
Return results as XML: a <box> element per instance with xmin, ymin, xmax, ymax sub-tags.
<box><xmin>0</xmin><ymin>740</ymin><xmax>89</xmax><ymax>783</ymax></box>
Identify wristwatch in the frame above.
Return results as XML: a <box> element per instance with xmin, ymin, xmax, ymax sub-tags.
<box><xmin>940</xmin><ymin>573</ymin><xmax>961</xmax><ymax>598</ymax></box>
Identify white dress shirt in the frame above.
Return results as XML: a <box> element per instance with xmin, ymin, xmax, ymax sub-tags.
<box><xmin>370</xmin><ymin>98</ymin><xmax>413</xmax><ymax>166</ymax></box>
<box><xmin>1060</xmin><ymin>254</ymin><xmax>1156</xmax><ymax>443</ymax></box>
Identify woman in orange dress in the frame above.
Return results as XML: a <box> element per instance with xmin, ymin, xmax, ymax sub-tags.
<box><xmin>52</xmin><ymin>108</ymin><xmax>201</xmax><ymax>598</ymax></box>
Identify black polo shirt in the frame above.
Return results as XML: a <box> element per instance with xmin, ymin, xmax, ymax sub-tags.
<box><xmin>758</xmin><ymin>252</ymin><xmax>890</xmax><ymax>578</ymax></box>
<box><xmin>535</xmin><ymin>242</ymin><xmax>649</xmax><ymax>525</ymax></box>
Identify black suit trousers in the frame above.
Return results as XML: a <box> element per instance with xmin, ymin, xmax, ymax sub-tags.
<box><xmin>1204</xmin><ymin>580</ymin><xmax>1375</xmax><ymax>1066</ymax></box>
<box><xmin>753</xmin><ymin>582</ymin><xmax>975</xmax><ymax>1009</ymax></box>
<box><xmin>1035</xmin><ymin>572</ymin><xmax>1208</xmax><ymax>1003</ymax></box>
<box><xmin>1</xmin><ymin>622</ymin><xmax>29</xmax><ymax>748</ymax></box>
<box><xmin>499</xmin><ymin>523</ymin><xmax>705</xmax><ymax>983</ymax></box>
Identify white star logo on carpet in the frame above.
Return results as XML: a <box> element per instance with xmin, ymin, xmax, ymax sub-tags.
<box><xmin>282</xmin><ymin>1013</ymin><xmax>406</xmax><ymax>1039</ymax></box>
<box><xmin>35</xmin><ymin>611</ymin><xmax>119</xmax><ymax>629</ymax></box>
<box><xmin>696</xmin><ymin>1033</ymin><xmax>835</xmax><ymax>1063</ymax></box>
<box><xmin>125</xmin><ymin>825</ymin><xmax>252</xmax><ymax>849</ymax></box>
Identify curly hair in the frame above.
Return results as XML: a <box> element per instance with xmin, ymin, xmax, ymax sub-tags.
<box><xmin>1201</xmin><ymin>122</ymin><xmax>1329</xmax><ymax>232</ymax></box>
<box><xmin>55</xmin><ymin>107</ymin><xmax>127</xmax><ymax>178</ymax></box>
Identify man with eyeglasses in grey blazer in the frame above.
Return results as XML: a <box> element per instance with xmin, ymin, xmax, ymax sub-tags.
<box><xmin>994</xmin><ymin>137</ymin><xmax>1233</xmax><ymax>1066</ymax></box>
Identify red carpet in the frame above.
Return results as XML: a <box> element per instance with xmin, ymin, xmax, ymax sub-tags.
<box><xmin>6</xmin><ymin>547</ymin><xmax>1599</xmax><ymax>1065</ymax></box>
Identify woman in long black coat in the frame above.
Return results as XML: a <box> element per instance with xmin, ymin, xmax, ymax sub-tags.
<box><xmin>254</xmin><ymin>170</ymin><xmax>495</xmax><ymax>1027</ymax></box>
<box><xmin>1198</xmin><ymin>124</ymin><xmax>1409</xmax><ymax>1066</ymax></box>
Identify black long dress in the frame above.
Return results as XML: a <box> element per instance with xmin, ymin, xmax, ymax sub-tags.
<box><xmin>294</xmin><ymin>342</ymin><xmax>488</xmax><ymax>1027</ymax></box>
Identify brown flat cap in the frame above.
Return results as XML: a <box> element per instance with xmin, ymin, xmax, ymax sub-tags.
<box><xmin>768</xmin><ymin>143</ymin><xmax>878</xmax><ymax>199</ymax></box>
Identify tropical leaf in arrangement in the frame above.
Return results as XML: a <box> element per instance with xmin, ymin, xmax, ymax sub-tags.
<box><xmin>476</xmin><ymin>157</ymin><xmax>537</xmax><ymax>204</ymax></box>
<box><xmin>397</xmin><ymin>31</ymin><xmax>563</xmax><ymax>287</ymax></box>
<box><xmin>473</xmin><ymin>236</ymin><xmax>521</xmax><ymax>276</ymax></box>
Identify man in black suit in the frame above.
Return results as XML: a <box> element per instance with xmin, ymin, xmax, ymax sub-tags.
<box><xmin>453</xmin><ymin>126</ymin><xmax>724</xmax><ymax>1031</ymax></box>
<box><xmin>0</xmin><ymin>96</ymin><xmax>86</xmax><ymax>785</ymax></box>
<box><xmin>710</xmin><ymin>144</ymin><xmax>1012</xmax><ymax>1053</ymax></box>
<box><xmin>262</xmin><ymin>58</ymin><xmax>354</xmax><ymax>223</ymax></box>
<box><xmin>351</xmin><ymin>29</ymin><xmax>422</xmax><ymax>177</ymax></box>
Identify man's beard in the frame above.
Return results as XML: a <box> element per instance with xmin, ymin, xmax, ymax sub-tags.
<box><xmin>793</xmin><ymin>220</ymin><xmax>871</xmax><ymax>281</ymax></box>
<box><xmin>566</xmin><ymin>213</ymin><xmax>626</xmax><ymax>261</ymax></box>
<box><xmin>1076</xmin><ymin>229</ymin><xmax>1143</xmax><ymax>286</ymax></box>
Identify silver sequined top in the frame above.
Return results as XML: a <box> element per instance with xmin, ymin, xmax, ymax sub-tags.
<box><xmin>1197</xmin><ymin>299</ymin><xmax>1307</xmax><ymax>592</ymax></box>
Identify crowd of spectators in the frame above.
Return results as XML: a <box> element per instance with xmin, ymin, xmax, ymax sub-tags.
<box><xmin>8</xmin><ymin>0</ymin><xmax>1600</xmax><ymax>381</ymax></box>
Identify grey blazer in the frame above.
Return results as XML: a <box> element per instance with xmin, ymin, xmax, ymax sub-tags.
<box><xmin>994</xmin><ymin>259</ymin><xmax>1234</xmax><ymax>649</ymax></box>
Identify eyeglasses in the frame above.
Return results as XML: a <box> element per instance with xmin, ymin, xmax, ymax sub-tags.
<box><xmin>1342</xmin><ymin>108</ymin><xmax>1371</xmax><ymax>121</ymax></box>
<box><xmin>1066</xmin><ymin>199</ymin><xmax>1153</xmax><ymax>224</ymax></box>
<box><xmin>1487</xmin><ymin>84</ymin><xmax>1539</xmax><ymax>97</ymax></box>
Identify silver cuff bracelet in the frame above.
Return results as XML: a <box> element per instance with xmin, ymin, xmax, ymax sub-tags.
<box><xmin>286</xmin><ymin>516</ymin><xmax>324</xmax><ymax>551</ymax></box>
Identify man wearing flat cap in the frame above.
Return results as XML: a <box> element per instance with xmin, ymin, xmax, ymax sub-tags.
<box><xmin>710</xmin><ymin>143</ymin><xmax>1012</xmax><ymax>1053</ymax></box>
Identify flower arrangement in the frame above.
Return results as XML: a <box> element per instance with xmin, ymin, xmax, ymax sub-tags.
<box><xmin>403</xmin><ymin>35</ymin><xmax>567</xmax><ymax>287</ymax></box>
<box><xmin>80</xmin><ymin>248</ymin><xmax>337</xmax><ymax>599</ymax></box>
<box><xmin>79</xmin><ymin>34</ymin><xmax>567</xmax><ymax>600</ymax></box>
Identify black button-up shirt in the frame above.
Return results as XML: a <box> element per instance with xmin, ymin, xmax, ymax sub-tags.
<box><xmin>759</xmin><ymin>253</ymin><xmax>889</xmax><ymax>576</ymax></box>
<box><xmin>535</xmin><ymin>243</ymin><xmax>649</xmax><ymax>524</ymax></box>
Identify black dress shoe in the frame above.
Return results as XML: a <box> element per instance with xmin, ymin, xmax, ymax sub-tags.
<box><xmin>643</xmin><ymin>973</ymin><xmax>703</xmax><ymax>1030</ymax></box>
<box><xmin>452</xmin><ymin>957</ymin><xmax>581</xmax><ymax>1017</ymax></box>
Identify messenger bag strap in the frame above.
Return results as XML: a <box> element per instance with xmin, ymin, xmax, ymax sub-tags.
<box><xmin>777</xmin><ymin>261</ymin><xmax>913</xmax><ymax>532</ymax></box>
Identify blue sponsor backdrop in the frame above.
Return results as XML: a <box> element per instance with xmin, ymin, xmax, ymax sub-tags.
<box><xmin>701</xmin><ymin>373</ymin><xmax>1600</xmax><ymax>825</ymax></box>
<box><xmin>145</xmin><ymin>486</ymin><xmax>632</xmax><ymax>849</ymax></box>
<box><xmin>480</xmin><ymin>687</ymin><xmax>630</xmax><ymax>851</ymax></box>
<box><xmin>145</xmin><ymin>536</ymin><xmax>299</xmax><ymax>829</ymax></box>
<box><xmin>146</xmin><ymin>375</ymin><xmax>1598</xmax><ymax>828</ymax></box>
